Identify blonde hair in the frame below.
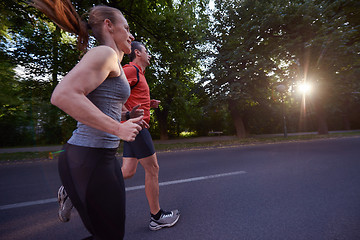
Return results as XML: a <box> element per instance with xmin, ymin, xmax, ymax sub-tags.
<box><xmin>31</xmin><ymin>0</ymin><xmax>123</xmax><ymax>51</ymax></box>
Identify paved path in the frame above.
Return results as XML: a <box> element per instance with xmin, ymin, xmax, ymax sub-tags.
<box><xmin>1</xmin><ymin>137</ymin><xmax>360</xmax><ymax>239</ymax></box>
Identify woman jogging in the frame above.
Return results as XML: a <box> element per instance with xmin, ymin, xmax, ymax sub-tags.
<box><xmin>31</xmin><ymin>1</ymin><xmax>143</xmax><ymax>239</ymax></box>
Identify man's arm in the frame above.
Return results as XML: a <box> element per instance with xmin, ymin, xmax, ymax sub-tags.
<box><xmin>150</xmin><ymin>99</ymin><xmax>161</xmax><ymax>108</ymax></box>
<box><xmin>122</xmin><ymin>104</ymin><xmax>149</xmax><ymax>128</ymax></box>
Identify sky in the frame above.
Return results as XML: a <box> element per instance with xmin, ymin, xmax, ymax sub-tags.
<box><xmin>209</xmin><ymin>0</ymin><xmax>215</xmax><ymax>9</ymax></box>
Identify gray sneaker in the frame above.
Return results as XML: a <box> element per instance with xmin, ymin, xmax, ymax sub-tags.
<box><xmin>149</xmin><ymin>209</ymin><xmax>180</xmax><ymax>231</ymax></box>
<box><xmin>58</xmin><ymin>185</ymin><xmax>73</xmax><ymax>222</ymax></box>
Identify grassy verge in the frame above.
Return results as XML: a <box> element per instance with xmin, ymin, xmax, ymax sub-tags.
<box><xmin>154</xmin><ymin>132</ymin><xmax>360</xmax><ymax>152</ymax></box>
<box><xmin>1</xmin><ymin>131</ymin><xmax>359</xmax><ymax>163</ymax></box>
<box><xmin>0</xmin><ymin>152</ymin><xmax>51</xmax><ymax>163</ymax></box>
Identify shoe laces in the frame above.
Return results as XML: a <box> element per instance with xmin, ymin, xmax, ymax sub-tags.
<box><xmin>161</xmin><ymin>211</ymin><xmax>173</xmax><ymax>218</ymax></box>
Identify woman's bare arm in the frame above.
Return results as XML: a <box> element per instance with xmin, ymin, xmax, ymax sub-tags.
<box><xmin>51</xmin><ymin>46</ymin><xmax>141</xmax><ymax>141</ymax></box>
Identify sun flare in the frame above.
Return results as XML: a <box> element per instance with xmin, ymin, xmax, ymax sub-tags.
<box><xmin>298</xmin><ymin>82</ymin><xmax>312</xmax><ymax>95</ymax></box>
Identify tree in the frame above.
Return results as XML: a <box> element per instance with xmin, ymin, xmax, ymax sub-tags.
<box><xmin>116</xmin><ymin>0</ymin><xmax>211</xmax><ymax>139</ymax></box>
<box><xmin>1</xmin><ymin>0</ymin><xmax>81</xmax><ymax>145</ymax></box>
<box><xmin>205</xmin><ymin>0</ymin><xmax>360</xmax><ymax>137</ymax></box>
<box><xmin>205</xmin><ymin>0</ymin><xmax>281</xmax><ymax>138</ymax></box>
<box><xmin>0</xmin><ymin>0</ymin><xmax>36</xmax><ymax>146</ymax></box>
<box><xmin>273</xmin><ymin>0</ymin><xmax>360</xmax><ymax>134</ymax></box>
<box><xmin>10</xmin><ymin>21</ymin><xmax>80</xmax><ymax>144</ymax></box>
<box><xmin>1</xmin><ymin>0</ymin><xmax>212</xmax><ymax>145</ymax></box>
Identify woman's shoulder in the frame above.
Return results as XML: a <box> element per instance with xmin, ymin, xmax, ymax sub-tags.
<box><xmin>80</xmin><ymin>46</ymin><xmax>118</xmax><ymax>67</ymax></box>
<box><xmin>87</xmin><ymin>46</ymin><xmax>117</xmax><ymax>58</ymax></box>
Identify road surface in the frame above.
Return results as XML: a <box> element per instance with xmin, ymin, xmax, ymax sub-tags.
<box><xmin>1</xmin><ymin>137</ymin><xmax>360</xmax><ymax>239</ymax></box>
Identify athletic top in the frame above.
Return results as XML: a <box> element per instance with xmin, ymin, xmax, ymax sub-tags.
<box><xmin>68</xmin><ymin>67</ymin><xmax>130</xmax><ymax>148</ymax></box>
<box><xmin>123</xmin><ymin>62</ymin><xmax>151</xmax><ymax>124</ymax></box>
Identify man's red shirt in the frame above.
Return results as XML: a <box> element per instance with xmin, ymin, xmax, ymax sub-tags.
<box><xmin>123</xmin><ymin>62</ymin><xmax>151</xmax><ymax>124</ymax></box>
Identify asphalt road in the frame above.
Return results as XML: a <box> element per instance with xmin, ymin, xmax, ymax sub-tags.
<box><xmin>1</xmin><ymin>137</ymin><xmax>360</xmax><ymax>240</ymax></box>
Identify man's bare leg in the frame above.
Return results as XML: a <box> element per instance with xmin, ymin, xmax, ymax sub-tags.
<box><xmin>139</xmin><ymin>153</ymin><xmax>160</xmax><ymax>215</ymax></box>
<box><xmin>121</xmin><ymin>157</ymin><xmax>139</xmax><ymax>179</ymax></box>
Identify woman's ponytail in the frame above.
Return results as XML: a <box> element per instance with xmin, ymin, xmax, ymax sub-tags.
<box><xmin>31</xmin><ymin>0</ymin><xmax>89</xmax><ymax>51</ymax></box>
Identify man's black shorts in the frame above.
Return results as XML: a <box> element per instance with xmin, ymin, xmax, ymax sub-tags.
<box><xmin>123</xmin><ymin>128</ymin><xmax>155</xmax><ymax>159</ymax></box>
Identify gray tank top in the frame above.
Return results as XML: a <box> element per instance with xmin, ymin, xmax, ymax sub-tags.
<box><xmin>68</xmin><ymin>66</ymin><xmax>130</xmax><ymax>148</ymax></box>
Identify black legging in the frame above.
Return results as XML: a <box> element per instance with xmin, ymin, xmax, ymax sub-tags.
<box><xmin>58</xmin><ymin>143</ymin><xmax>125</xmax><ymax>240</ymax></box>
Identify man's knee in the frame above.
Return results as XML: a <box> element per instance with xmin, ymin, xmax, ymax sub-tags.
<box><xmin>122</xmin><ymin>166</ymin><xmax>137</xmax><ymax>179</ymax></box>
<box><xmin>148</xmin><ymin>162</ymin><xmax>159</xmax><ymax>176</ymax></box>
<box><xmin>121</xmin><ymin>158</ymin><xmax>138</xmax><ymax>179</ymax></box>
<box><xmin>141</xmin><ymin>154</ymin><xmax>159</xmax><ymax>176</ymax></box>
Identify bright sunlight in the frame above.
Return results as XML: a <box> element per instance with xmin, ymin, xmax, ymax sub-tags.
<box><xmin>298</xmin><ymin>82</ymin><xmax>312</xmax><ymax>95</ymax></box>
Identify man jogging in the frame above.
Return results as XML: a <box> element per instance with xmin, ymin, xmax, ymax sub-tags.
<box><xmin>122</xmin><ymin>41</ymin><xmax>180</xmax><ymax>231</ymax></box>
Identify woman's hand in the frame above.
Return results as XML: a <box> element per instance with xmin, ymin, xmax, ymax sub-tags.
<box><xmin>136</xmin><ymin>119</ymin><xmax>149</xmax><ymax>129</ymax></box>
<box><xmin>117</xmin><ymin>116</ymin><xmax>143</xmax><ymax>141</ymax></box>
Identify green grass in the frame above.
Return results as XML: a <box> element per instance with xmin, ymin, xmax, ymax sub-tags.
<box><xmin>1</xmin><ymin>131</ymin><xmax>359</xmax><ymax>163</ymax></box>
<box><xmin>154</xmin><ymin>132</ymin><xmax>360</xmax><ymax>152</ymax></box>
<box><xmin>0</xmin><ymin>152</ymin><xmax>50</xmax><ymax>163</ymax></box>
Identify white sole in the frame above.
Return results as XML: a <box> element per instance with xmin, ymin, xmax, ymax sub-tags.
<box><xmin>149</xmin><ymin>214</ymin><xmax>180</xmax><ymax>231</ymax></box>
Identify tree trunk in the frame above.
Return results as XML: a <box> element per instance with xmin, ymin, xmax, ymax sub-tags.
<box><xmin>52</xmin><ymin>26</ymin><xmax>60</xmax><ymax>87</ymax></box>
<box><xmin>342</xmin><ymin>98</ymin><xmax>351</xmax><ymax>130</ymax></box>
<box><xmin>44</xmin><ymin>25</ymin><xmax>62</xmax><ymax>144</ymax></box>
<box><xmin>228</xmin><ymin>100</ymin><xmax>247</xmax><ymax>138</ymax></box>
<box><xmin>317</xmin><ymin>115</ymin><xmax>328</xmax><ymax>134</ymax></box>
<box><xmin>313</xmin><ymin>98</ymin><xmax>328</xmax><ymax>135</ymax></box>
<box><xmin>342</xmin><ymin>114</ymin><xmax>351</xmax><ymax>130</ymax></box>
<box><xmin>155</xmin><ymin>109</ymin><xmax>169</xmax><ymax>140</ymax></box>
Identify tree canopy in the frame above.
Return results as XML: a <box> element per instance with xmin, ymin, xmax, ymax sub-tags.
<box><xmin>204</xmin><ymin>0</ymin><xmax>360</xmax><ymax>138</ymax></box>
<box><xmin>0</xmin><ymin>0</ymin><xmax>359</xmax><ymax>147</ymax></box>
